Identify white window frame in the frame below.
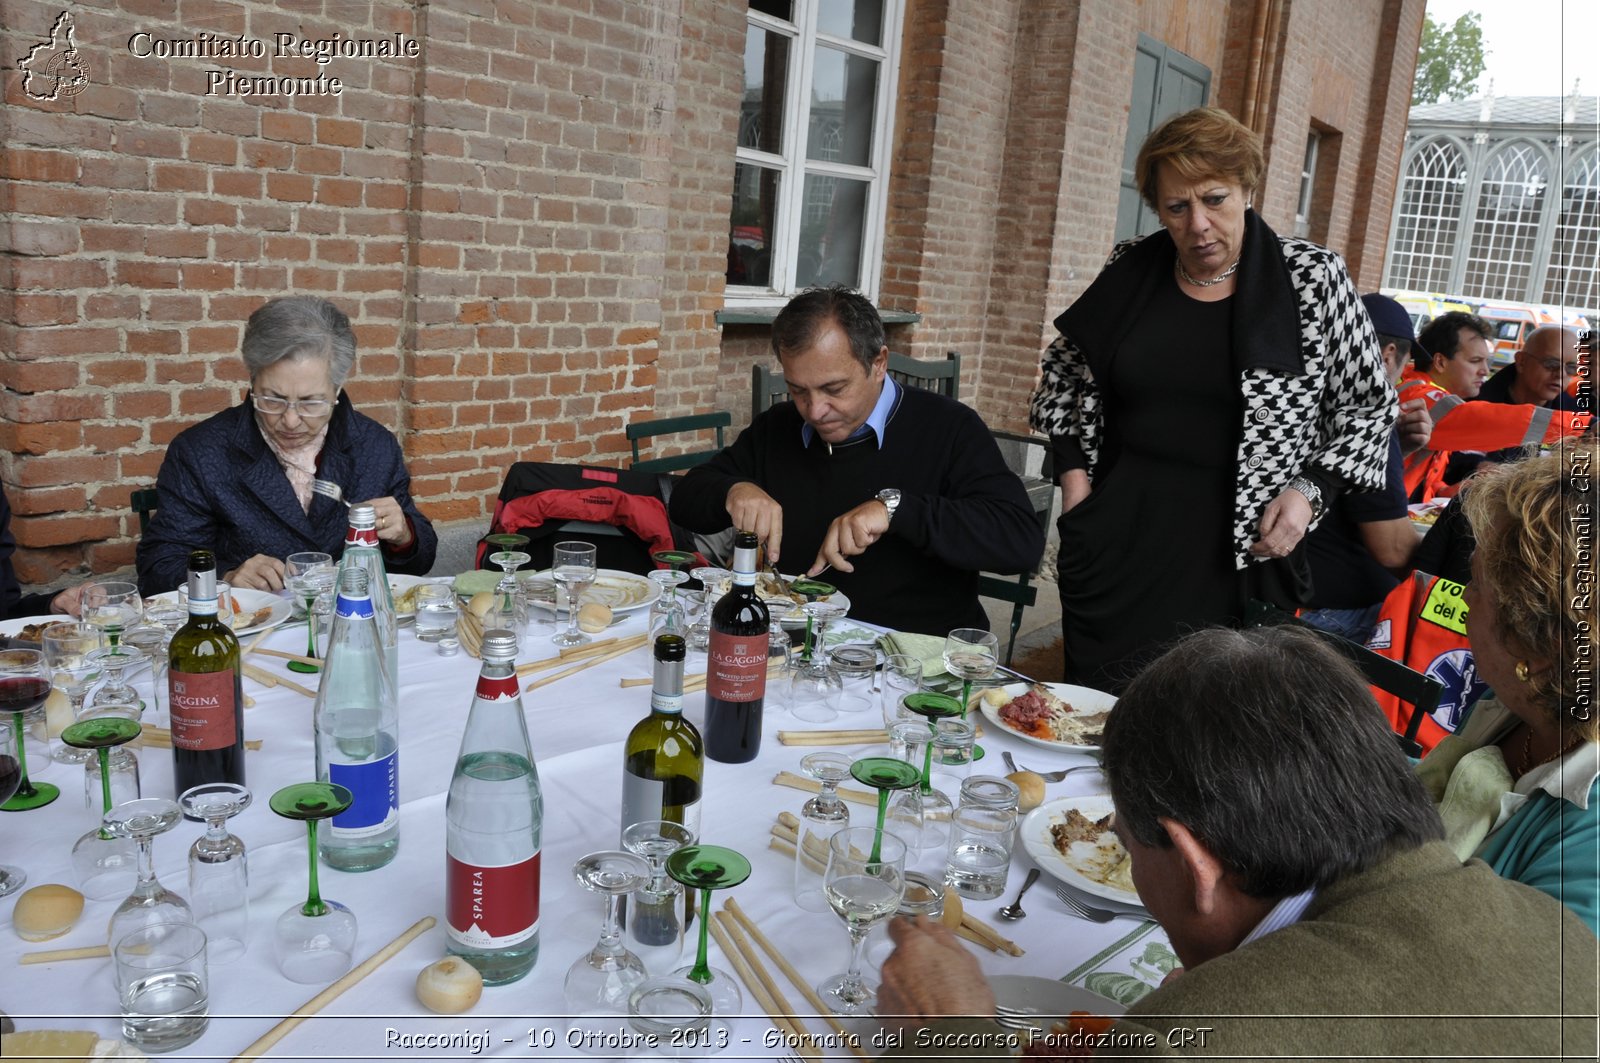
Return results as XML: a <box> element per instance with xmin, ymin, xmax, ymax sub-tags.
<box><xmin>1294</xmin><ymin>130</ymin><xmax>1320</xmax><ymax>237</ymax></box>
<box><xmin>727</xmin><ymin>0</ymin><xmax>903</xmax><ymax>307</ymax></box>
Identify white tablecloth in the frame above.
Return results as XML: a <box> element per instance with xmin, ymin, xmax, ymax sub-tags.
<box><xmin>1</xmin><ymin>606</ymin><xmax>1139</xmax><ymax>1060</ymax></box>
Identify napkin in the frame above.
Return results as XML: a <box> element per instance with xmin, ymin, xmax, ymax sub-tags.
<box><xmin>878</xmin><ymin>631</ymin><xmax>947</xmax><ymax>679</ymax></box>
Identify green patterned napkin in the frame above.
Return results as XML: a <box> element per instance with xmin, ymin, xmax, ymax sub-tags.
<box><xmin>877</xmin><ymin>630</ymin><xmax>947</xmax><ymax>680</ymax></box>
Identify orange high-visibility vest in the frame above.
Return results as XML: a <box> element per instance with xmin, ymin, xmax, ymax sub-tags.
<box><xmin>1398</xmin><ymin>368</ymin><xmax>1591</xmax><ymax>501</ymax></box>
<box><xmin>1364</xmin><ymin>569</ymin><xmax>1485</xmax><ymax>754</ymax></box>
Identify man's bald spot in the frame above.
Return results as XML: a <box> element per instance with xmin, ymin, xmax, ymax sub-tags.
<box><xmin>1519</xmin><ymin>325</ymin><xmax>1579</xmax><ymax>364</ymax></box>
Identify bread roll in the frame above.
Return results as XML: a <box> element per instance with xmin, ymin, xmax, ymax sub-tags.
<box><xmin>43</xmin><ymin>689</ymin><xmax>72</xmax><ymax>739</ymax></box>
<box><xmin>13</xmin><ymin>884</ymin><xmax>85</xmax><ymax>942</ymax></box>
<box><xmin>1005</xmin><ymin>770</ymin><xmax>1045</xmax><ymax>812</ymax></box>
<box><xmin>467</xmin><ymin>591</ymin><xmax>496</xmax><ymax>619</ymax></box>
<box><xmin>576</xmin><ymin>602</ymin><xmax>612</xmax><ymax>633</ymax></box>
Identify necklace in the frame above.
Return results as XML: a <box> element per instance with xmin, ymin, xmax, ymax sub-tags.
<box><xmin>1516</xmin><ymin>725</ymin><xmax>1584</xmax><ymax>776</ymax></box>
<box><xmin>1175</xmin><ymin>255</ymin><xmax>1241</xmax><ymax>288</ymax></box>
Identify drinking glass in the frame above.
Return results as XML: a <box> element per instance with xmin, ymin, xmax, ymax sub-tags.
<box><xmin>621</xmin><ymin>819</ymin><xmax>696</xmax><ymax>975</ymax></box>
<box><xmin>0</xmin><ymin>648</ymin><xmax>58</xmax><ymax>813</ymax></box>
<box><xmin>552</xmin><ymin>542</ymin><xmax>598</xmax><ymax>648</ymax></box>
<box><xmin>627</xmin><ymin>976</ymin><xmax>715</xmax><ymax>1060</ymax></box>
<box><xmin>80</xmin><ymin>703</ymin><xmax>142</xmax><ymax>813</ymax></box>
<box><xmin>114</xmin><ymin>921</ymin><xmax>209</xmax><ymax>1052</ymax></box>
<box><xmin>285</xmin><ymin>552</ymin><xmax>336</xmax><ymax>674</ymax></box>
<box><xmin>180</xmin><ymin>783</ymin><xmax>251</xmax><ymax>964</ymax></box>
<box><xmin>793</xmin><ymin>751</ymin><xmax>851</xmax><ymax>913</ymax></box>
<box><xmin>565</xmin><ymin>850</ymin><xmax>651</xmax><ymax>1052</ymax></box>
<box><xmin>942</xmin><ymin>629</ymin><xmax>999</xmax><ymax>714</ymax></box>
<box><xmin>83</xmin><ymin>579</ymin><xmax>143</xmax><ymax>653</ymax></box>
<box><xmin>413</xmin><ymin>583</ymin><xmax>458</xmax><ymax>643</ymax></box>
<box><xmin>88</xmin><ymin>644</ymin><xmax>146</xmax><ymax>710</ymax></box>
<box><xmin>120</xmin><ymin>622</ymin><xmax>171</xmax><ymax>720</ymax></box>
<box><xmin>647</xmin><ymin>570</ymin><xmax>690</xmax><ymax>641</ymax></box>
<box><xmin>818</xmin><ymin>825</ymin><xmax>906</xmax><ymax>1015</ymax></box>
<box><xmin>789</xmin><ymin>611</ymin><xmax>842</xmax><ymax>724</ymax></box>
<box><xmin>270</xmin><ymin>782</ymin><xmax>359</xmax><ymax>983</ymax></box>
<box><xmin>880</xmin><ymin>655</ymin><xmax>925</xmax><ymax>729</ymax></box>
<box><xmin>104</xmin><ymin>798</ymin><xmax>192</xmax><ymax>948</ymax></box>
<box><xmin>489</xmin><ymin>550</ymin><xmax>532</xmax><ymax>637</ymax></box>
<box><xmin>849</xmin><ymin>756</ymin><xmax>921</xmax><ymax>865</ymax></box>
<box><xmin>43</xmin><ymin>622</ymin><xmax>106</xmax><ymax>767</ymax></box>
<box><xmin>0</xmin><ymin>718</ymin><xmax>27</xmax><ymax>894</ymax></box>
<box><xmin>63</xmin><ymin>715</ymin><xmax>142</xmax><ymax>900</ymax></box>
<box><xmin>890</xmin><ymin>693</ymin><xmax>965</xmax><ymax>858</ymax></box>
<box><xmin>945</xmin><ymin>776</ymin><xmax>1020</xmax><ymax>900</ymax></box>
<box><xmin>685</xmin><ymin>567</ymin><xmax>730</xmax><ymax>653</ymax></box>
<box><xmin>831</xmin><ymin>644</ymin><xmax>878</xmax><ymax>715</ymax></box>
<box><xmin>765</xmin><ymin>620</ymin><xmax>794</xmax><ymax>712</ymax></box>
<box><xmin>667</xmin><ymin>844</ymin><xmax>751</xmax><ymax>1016</ymax></box>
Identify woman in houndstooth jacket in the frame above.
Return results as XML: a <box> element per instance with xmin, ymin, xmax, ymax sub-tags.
<box><xmin>1029</xmin><ymin>108</ymin><xmax>1392</xmax><ymax>691</ymax></box>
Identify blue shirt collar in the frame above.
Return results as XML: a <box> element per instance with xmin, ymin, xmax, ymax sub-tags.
<box><xmin>1238</xmin><ymin>887</ymin><xmax>1317</xmax><ymax>948</ymax></box>
<box><xmin>800</xmin><ymin>374</ymin><xmax>897</xmax><ymax>449</ymax></box>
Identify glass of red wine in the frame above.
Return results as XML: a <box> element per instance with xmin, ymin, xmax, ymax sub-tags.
<box><xmin>0</xmin><ymin>716</ymin><xmax>27</xmax><ymax>895</ymax></box>
<box><xmin>0</xmin><ymin>648</ymin><xmax>58</xmax><ymax>814</ymax></box>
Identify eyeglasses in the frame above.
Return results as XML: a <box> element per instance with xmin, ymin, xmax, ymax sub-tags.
<box><xmin>253</xmin><ymin>394</ymin><xmax>333</xmax><ymax>418</ymax></box>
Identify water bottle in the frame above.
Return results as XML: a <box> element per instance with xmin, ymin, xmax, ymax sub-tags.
<box><xmin>338</xmin><ymin>504</ymin><xmax>398</xmax><ymax>697</ymax></box>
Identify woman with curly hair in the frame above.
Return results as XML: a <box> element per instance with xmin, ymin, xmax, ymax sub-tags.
<box><xmin>1417</xmin><ymin>439</ymin><xmax>1599</xmax><ymax>932</ymax></box>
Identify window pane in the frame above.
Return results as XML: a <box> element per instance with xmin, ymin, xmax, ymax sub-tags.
<box><xmin>807</xmin><ymin>46</ymin><xmax>877</xmax><ymax>166</ymax></box>
<box><xmin>795</xmin><ymin>173</ymin><xmax>868</xmax><ymax>288</ymax></box>
<box><xmin>750</xmin><ymin>0</ymin><xmax>792</xmax><ymax>21</ymax></box>
<box><xmin>740</xmin><ymin>26</ymin><xmax>789</xmax><ymax>154</ymax></box>
<box><xmin>729</xmin><ymin>163</ymin><xmax>782</xmax><ymax>288</ymax></box>
<box><xmin>817</xmin><ymin>0</ymin><xmax>883</xmax><ymax>45</ymax></box>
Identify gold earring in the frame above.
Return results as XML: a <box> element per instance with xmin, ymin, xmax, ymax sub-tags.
<box><xmin>1515</xmin><ymin>661</ymin><xmax>1532</xmax><ymax>682</ymax></box>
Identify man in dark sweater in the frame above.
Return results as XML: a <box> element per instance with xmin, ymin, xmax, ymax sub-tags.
<box><xmin>669</xmin><ymin>287</ymin><xmax>1043</xmax><ymax>635</ymax></box>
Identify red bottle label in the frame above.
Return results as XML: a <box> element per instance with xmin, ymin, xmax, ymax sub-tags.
<box><xmin>446</xmin><ymin>852</ymin><xmax>541</xmax><ymax>949</ymax></box>
<box><xmin>707</xmin><ymin>630</ymin><xmax>766</xmax><ymax>702</ymax></box>
<box><xmin>474</xmin><ymin>675</ymin><xmax>521</xmax><ymax>702</ymax></box>
<box><xmin>345</xmin><ymin>527</ymin><xmax>379</xmax><ymax>548</ymax></box>
<box><xmin>169</xmin><ymin>669</ymin><xmax>239</xmax><ymax>751</ymax></box>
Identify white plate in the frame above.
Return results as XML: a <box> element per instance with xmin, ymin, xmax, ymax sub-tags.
<box><xmin>152</xmin><ymin>588</ymin><xmax>292</xmax><ymax>637</ymax></box>
<box><xmin>387</xmin><ymin>574</ymin><xmax>433</xmax><ymax>619</ymax></box>
<box><xmin>518</xmin><ymin>569</ymin><xmax>662</xmax><ymax>614</ymax></box>
<box><xmin>977</xmin><ymin>682</ymin><xmax>1116</xmax><ymax>753</ymax></box>
<box><xmin>759</xmin><ymin>577</ymin><xmax>853</xmax><ymax>627</ymax></box>
<box><xmin>1021</xmin><ymin>794</ymin><xmax>1145</xmax><ymax>908</ymax></box>
<box><xmin>0</xmin><ymin>614</ymin><xmax>74</xmax><ymax>640</ymax></box>
<box><xmin>989</xmin><ymin>974</ymin><xmax>1125</xmax><ymax>1027</ymax></box>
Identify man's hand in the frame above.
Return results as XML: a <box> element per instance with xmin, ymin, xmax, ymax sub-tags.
<box><xmin>1248</xmin><ymin>487</ymin><xmax>1314</xmax><ymax>559</ymax></box>
<box><xmin>877</xmin><ymin>916</ymin><xmax>994</xmax><ymax>1030</ymax></box>
<box><xmin>50</xmin><ymin>584</ymin><xmax>85</xmax><ymax>618</ymax></box>
<box><xmin>809</xmin><ymin>498</ymin><xmax>890</xmax><ymax>575</ymax></box>
<box><xmin>226</xmin><ymin>554</ymin><xmax>287</xmax><ymax>592</ymax></box>
<box><xmin>1396</xmin><ymin>396</ymin><xmax>1432</xmax><ymax>456</ymax></box>
<box><xmin>725</xmin><ymin>482</ymin><xmax>784</xmax><ymax>563</ymax></box>
<box><xmin>361</xmin><ymin>496</ymin><xmax>415</xmax><ymax>550</ymax></box>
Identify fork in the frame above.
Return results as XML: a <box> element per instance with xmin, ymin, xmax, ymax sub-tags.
<box><xmin>993</xmin><ymin>1004</ymin><xmax>1044</xmax><ymax>1034</ymax></box>
<box><xmin>1000</xmin><ymin>750</ymin><xmax>1101</xmax><ymax>782</ymax></box>
<box><xmin>1052</xmin><ymin>883</ymin><xmax>1116</xmax><ymax>922</ymax></box>
<box><xmin>311</xmin><ymin>479</ymin><xmax>349</xmax><ymax>507</ymax></box>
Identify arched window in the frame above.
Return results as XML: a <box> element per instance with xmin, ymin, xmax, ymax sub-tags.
<box><xmin>1543</xmin><ymin>149</ymin><xmax>1600</xmax><ymax>311</ymax></box>
<box><xmin>1462</xmin><ymin>143</ymin><xmax>1549</xmax><ymax>301</ymax></box>
<box><xmin>1385</xmin><ymin>139</ymin><xmax>1467</xmax><ymax>292</ymax></box>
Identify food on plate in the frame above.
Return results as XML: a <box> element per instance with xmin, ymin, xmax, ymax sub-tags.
<box><xmin>230</xmin><ymin>600</ymin><xmax>276</xmax><ymax>630</ymax></box>
<box><xmin>44</xmin><ymin>688</ymin><xmax>72</xmax><ymax>738</ymax></box>
<box><xmin>755</xmin><ymin>572</ymin><xmax>832</xmax><ymax>608</ymax></box>
<box><xmin>1049</xmin><ymin>807</ymin><xmax>1111</xmax><ymax>848</ymax></box>
<box><xmin>1019</xmin><ymin>1013</ymin><xmax>1119</xmax><ymax>1059</ymax></box>
<box><xmin>1007</xmin><ymin>770</ymin><xmax>1046</xmax><ymax>811</ymax></box>
<box><xmin>1048</xmin><ymin>808</ymin><xmax>1135</xmax><ymax>894</ymax></box>
<box><xmin>7</xmin><ymin>622</ymin><xmax>50</xmax><ymax>643</ymax></box>
<box><xmin>0</xmin><ymin>1029</ymin><xmax>106</xmax><ymax>1060</ymax></box>
<box><xmin>390</xmin><ymin>581</ymin><xmax>424</xmax><ymax>615</ymax></box>
<box><xmin>12</xmin><ymin>883</ymin><xmax>85</xmax><ymax>941</ymax></box>
<box><xmin>415</xmin><ymin>956</ymin><xmax>483</xmax><ymax>1014</ymax></box>
<box><xmin>987</xmin><ymin>686</ymin><xmax>1109</xmax><ymax>746</ymax></box>
<box><xmin>577</xmin><ymin>601</ymin><xmax>613</xmax><ymax>632</ymax></box>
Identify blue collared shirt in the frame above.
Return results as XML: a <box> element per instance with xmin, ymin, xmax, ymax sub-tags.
<box><xmin>800</xmin><ymin>375</ymin><xmax>898</xmax><ymax>449</ymax></box>
<box><xmin>1237</xmin><ymin>887</ymin><xmax>1317</xmax><ymax>948</ymax></box>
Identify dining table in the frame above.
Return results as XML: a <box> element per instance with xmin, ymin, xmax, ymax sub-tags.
<box><xmin>0</xmin><ymin>589</ymin><xmax>1165</xmax><ymax>1061</ymax></box>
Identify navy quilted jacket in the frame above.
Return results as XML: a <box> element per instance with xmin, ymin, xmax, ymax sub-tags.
<box><xmin>135</xmin><ymin>395</ymin><xmax>437</xmax><ymax>594</ymax></box>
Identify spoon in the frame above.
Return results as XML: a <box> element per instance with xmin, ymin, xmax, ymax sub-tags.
<box><xmin>996</xmin><ymin>867</ymin><xmax>1040</xmax><ymax>921</ymax></box>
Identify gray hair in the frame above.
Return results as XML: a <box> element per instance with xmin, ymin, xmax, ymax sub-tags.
<box><xmin>241</xmin><ymin>297</ymin><xmax>356</xmax><ymax>389</ymax></box>
<box><xmin>1102</xmin><ymin>626</ymin><xmax>1444</xmax><ymax>900</ymax></box>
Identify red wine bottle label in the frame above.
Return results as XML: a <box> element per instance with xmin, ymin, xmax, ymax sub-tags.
<box><xmin>169</xmin><ymin>670</ymin><xmax>239</xmax><ymax>750</ymax></box>
<box><xmin>707</xmin><ymin>630</ymin><xmax>766</xmax><ymax>702</ymax></box>
<box><xmin>445</xmin><ymin>851</ymin><xmax>541</xmax><ymax>948</ymax></box>
<box><xmin>474</xmin><ymin>675</ymin><xmax>521</xmax><ymax>702</ymax></box>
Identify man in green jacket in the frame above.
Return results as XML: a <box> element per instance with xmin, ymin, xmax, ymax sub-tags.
<box><xmin>878</xmin><ymin>626</ymin><xmax>1597</xmax><ymax>1059</ymax></box>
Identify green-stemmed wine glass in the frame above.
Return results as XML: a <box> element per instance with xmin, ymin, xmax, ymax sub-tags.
<box><xmin>285</xmin><ymin>552</ymin><xmax>335</xmax><ymax>674</ymax></box>
<box><xmin>849</xmin><ymin>756</ymin><xmax>921</xmax><ymax>864</ymax></box>
<box><xmin>63</xmin><ymin>715</ymin><xmax>143</xmax><ymax>901</ymax></box>
<box><xmin>83</xmin><ymin>579</ymin><xmax>143</xmax><ymax>653</ymax></box>
<box><xmin>486</xmin><ymin>532</ymin><xmax>531</xmax><ymax>553</ymax></box>
<box><xmin>0</xmin><ymin>648</ymin><xmax>58</xmax><ymax>813</ymax></box>
<box><xmin>43</xmin><ymin>622</ymin><xmax>106</xmax><ymax>767</ymax></box>
<box><xmin>888</xmin><ymin>693</ymin><xmax>963</xmax><ymax>857</ymax></box>
<box><xmin>270</xmin><ymin>782</ymin><xmax>358</xmax><ymax>983</ymax></box>
<box><xmin>818</xmin><ymin>825</ymin><xmax>906</xmax><ymax>1015</ymax></box>
<box><xmin>666</xmin><ymin>844</ymin><xmax>750</xmax><ymax>1016</ymax></box>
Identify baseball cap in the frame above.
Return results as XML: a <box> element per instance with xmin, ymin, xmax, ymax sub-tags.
<box><xmin>1360</xmin><ymin>293</ymin><xmax>1416</xmax><ymax>346</ymax></box>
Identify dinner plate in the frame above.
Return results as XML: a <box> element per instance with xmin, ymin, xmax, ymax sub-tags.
<box><xmin>758</xmin><ymin>578</ymin><xmax>853</xmax><ymax>628</ymax></box>
<box><xmin>387</xmin><ymin>574</ymin><xmax>432</xmax><ymax>619</ymax></box>
<box><xmin>518</xmin><ymin>569</ymin><xmax>662</xmax><ymax>614</ymax></box>
<box><xmin>977</xmin><ymin>682</ymin><xmax>1116</xmax><ymax>753</ymax></box>
<box><xmin>1021</xmin><ymin>794</ymin><xmax>1145</xmax><ymax>908</ymax></box>
<box><xmin>151</xmin><ymin>588</ymin><xmax>292</xmax><ymax>637</ymax></box>
<box><xmin>989</xmin><ymin>974</ymin><xmax>1125</xmax><ymax>1026</ymax></box>
<box><xmin>0</xmin><ymin>614</ymin><xmax>75</xmax><ymax>641</ymax></box>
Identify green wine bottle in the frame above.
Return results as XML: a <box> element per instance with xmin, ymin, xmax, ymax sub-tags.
<box><xmin>620</xmin><ymin>634</ymin><xmax>703</xmax><ymax>840</ymax></box>
<box><xmin>168</xmin><ymin>549</ymin><xmax>245</xmax><ymax>796</ymax></box>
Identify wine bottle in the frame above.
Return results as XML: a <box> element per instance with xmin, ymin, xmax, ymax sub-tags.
<box><xmin>168</xmin><ymin>549</ymin><xmax>245</xmax><ymax>795</ymax></box>
<box><xmin>703</xmin><ymin>531</ymin><xmax>770</xmax><ymax>763</ymax></box>
<box><xmin>621</xmin><ymin>634</ymin><xmax>703</xmax><ymax>841</ymax></box>
<box><xmin>445</xmin><ymin>629</ymin><xmax>543</xmax><ymax>985</ymax></box>
<box><xmin>314</xmin><ymin>566</ymin><xmax>400</xmax><ymax>872</ymax></box>
<box><xmin>338</xmin><ymin>504</ymin><xmax>398</xmax><ymax>698</ymax></box>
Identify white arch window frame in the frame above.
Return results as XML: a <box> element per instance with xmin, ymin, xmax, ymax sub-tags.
<box><xmin>1385</xmin><ymin>137</ymin><xmax>1470</xmax><ymax>293</ymax></box>
<box><xmin>1462</xmin><ymin>138</ymin><xmax>1555</xmax><ymax>302</ymax></box>
<box><xmin>1544</xmin><ymin>146</ymin><xmax>1600</xmax><ymax>312</ymax></box>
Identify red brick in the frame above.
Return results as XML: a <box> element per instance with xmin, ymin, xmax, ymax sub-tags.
<box><xmin>0</xmin><ymin>148</ymin><xmax>80</xmax><ymax>183</ymax></box>
<box><xmin>262</xmin><ymin>112</ymin><xmax>315</xmax><ymax>144</ymax></box>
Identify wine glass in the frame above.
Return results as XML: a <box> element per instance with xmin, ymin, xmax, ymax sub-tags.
<box><xmin>79</xmin><ymin>702</ymin><xmax>143</xmax><ymax>813</ymax></box>
<box><xmin>0</xmin><ymin>648</ymin><xmax>58</xmax><ymax>813</ymax></box>
<box><xmin>647</xmin><ymin>569</ymin><xmax>690</xmax><ymax>640</ymax></box>
<box><xmin>285</xmin><ymin>552</ymin><xmax>335</xmax><ymax>675</ymax></box>
<box><xmin>565</xmin><ymin>850</ymin><xmax>652</xmax><ymax>1051</ymax></box>
<box><xmin>180</xmin><ymin>783</ymin><xmax>251</xmax><ymax>964</ymax></box>
<box><xmin>794</xmin><ymin>751</ymin><xmax>852</xmax><ymax>912</ymax></box>
<box><xmin>104</xmin><ymin>798</ymin><xmax>192</xmax><ymax>948</ymax></box>
<box><xmin>685</xmin><ymin>567</ymin><xmax>730</xmax><ymax>653</ymax></box>
<box><xmin>486</xmin><ymin>531</ymin><xmax>531</xmax><ymax>553</ymax></box>
<box><xmin>627</xmin><ymin>976</ymin><xmax>715</xmax><ymax>1060</ymax></box>
<box><xmin>789</xmin><ymin>601</ymin><xmax>848</xmax><ymax>723</ymax></box>
<box><xmin>849</xmin><ymin>756</ymin><xmax>921</xmax><ymax>865</ymax></box>
<box><xmin>888</xmin><ymin>693</ymin><xmax>964</xmax><ymax>859</ymax></box>
<box><xmin>120</xmin><ymin>623</ymin><xmax>170</xmax><ymax>721</ymax></box>
<box><xmin>270</xmin><ymin>782</ymin><xmax>359</xmax><ymax>983</ymax></box>
<box><xmin>83</xmin><ymin>579</ymin><xmax>143</xmax><ymax>653</ymax></box>
<box><xmin>0</xmin><ymin>717</ymin><xmax>27</xmax><ymax>895</ymax></box>
<box><xmin>552</xmin><ymin>541</ymin><xmax>598</xmax><ymax>648</ymax></box>
<box><xmin>667</xmin><ymin>844</ymin><xmax>751</xmax><ymax>1015</ymax></box>
<box><xmin>881</xmin><ymin>654</ymin><xmax>925</xmax><ymax>729</ymax></box>
<box><xmin>942</xmin><ymin>629</ymin><xmax>999</xmax><ymax>714</ymax></box>
<box><xmin>489</xmin><ymin>550</ymin><xmax>532</xmax><ymax>636</ymax></box>
<box><xmin>765</xmin><ymin>620</ymin><xmax>794</xmax><ymax>712</ymax></box>
<box><xmin>43</xmin><ymin>622</ymin><xmax>106</xmax><ymax>767</ymax></box>
<box><xmin>621</xmin><ymin>819</ymin><xmax>697</xmax><ymax>975</ymax></box>
<box><xmin>62</xmin><ymin>715</ymin><xmax>143</xmax><ymax>900</ymax></box>
<box><xmin>818</xmin><ymin>825</ymin><xmax>906</xmax><ymax>1015</ymax></box>
<box><xmin>88</xmin><ymin>644</ymin><xmax>146</xmax><ymax>710</ymax></box>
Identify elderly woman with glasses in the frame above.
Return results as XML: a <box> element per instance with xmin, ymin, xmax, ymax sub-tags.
<box><xmin>136</xmin><ymin>296</ymin><xmax>437</xmax><ymax>594</ymax></box>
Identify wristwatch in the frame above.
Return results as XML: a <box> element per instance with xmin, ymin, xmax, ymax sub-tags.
<box><xmin>1287</xmin><ymin>475</ymin><xmax>1326</xmax><ymax>521</ymax></box>
<box><xmin>876</xmin><ymin>488</ymin><xmax>902</xmax><ymax>524</ymax></box>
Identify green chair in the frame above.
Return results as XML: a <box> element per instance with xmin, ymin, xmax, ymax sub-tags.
<box><xmin>751</xmin><ymin>363</ymin><xmax>790</xmax><ymax>418</ymax></box>
<box><xmin>978</xmin><ymin>574</ymin><xmax>1038</xmax><ymax>667</ymax></box>
<box><xmin>887</xmin><ymin>350</ymin><xmax>960</xmax><ymax>401</ymax></box>
<box><xmin>132</xmin><ymin>487</ymin><xmax>159</xmax><ymax>533</ymax></box>
<box><xmin>625</xmin><ymin>412</ymin><xmax>732</xmax><ymax>474</ymax></box>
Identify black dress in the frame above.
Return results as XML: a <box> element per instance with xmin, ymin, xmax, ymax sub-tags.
<box><xmin>1056</xmin><ymin>274</ymin><xmax>1242</xmax><ymax>691</ymax></box>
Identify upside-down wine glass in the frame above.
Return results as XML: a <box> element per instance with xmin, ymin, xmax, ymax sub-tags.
<box><xmin>88</xmin><ymin>644</ymin><xmax>146</xmax><ymax>711</ymax></box>
<box><xmin>79</xmin><ymin>702</ymin><xmax>142</xmax><ymax>813</ymax></box>
<box><xmin>104</xmin><ymin>797</ymin><xmax>192</xmax><ymax>948</ymax></box>
<box><xmin>180</xmin><ymin>782</ymin><xmax>251</xmax><ymax>964</ymax></box>
<box><xmin>647</xmin><ymin>569</ymin><xmax>691</xmax><ymax>641</ymax></box>
<box><xmin>887</xmin><ymin>692</ymin><xmax>964</xmax><ymax>857</ymax></box>
<box><xmin>564</xmin><ymin>850</ymin><xmax>652</xmax><ymax>1050</ymax></box>
<box><xmin>43</xmin><ymin>622</ymin><xmax>106</xmax><ymax>767</ymax></box>
<box><xmin>849</xmin><ymin>756</ymin><xmax>921</xmax><ymax>865</ymax></box>
<box><xmin>667</xmin><ymin>844</ymin><xmax>751</xmax><ymax>1016</ymax></box>
<box><xmin>685</xmin><ymin>567</ymin><xmax>730</xmax><ymax>654</ymax></box>
<box><xmin>285</xmin><ymin>552</ymin><xmax>335</xmax><ymax>675</ymax></box>
<box><xmin>793</xmin><ymin>751</ymin><xmax>852</xmax><ymax>912</ymax></box>
<box><xmin>552</xmin><ymin>542</ymin><xmax>598</xmax><ymax>648</ymax></box>
<box><xmin>0</xmin><ymin>648</ymin><xmax>57</xmax><ymax>814</ymax></box>
<box><xmin>790</xmin><ymin>600</ymin><xmax>848</xmax><ymax>723</ymax></box>
<box><xmin>270</xmin><ymin>782</ymin><xmax>359</xmax><ymax>983</ymax></box>
<box><xmin>489</xmin><ymin>550</ymin><xmax>533</xmax><ymax>636</ymax></box>
<box><xmin>63</xmin><ymin>715</ymin><xmax>143</xmax><ymax>901</ymax></box>
<box><xmin>0</xmin><ymin>718</ymin><xmax>28</xmax><ymax>894</ymax></box>
<box><xmin>621</xmin><ymin>819</ymin><xmax>697</xmax><ymax>975</ymax></box>
<box><xmin>818</xmin><ymin>825</ymin><xmax>906</xmax><ymax>1015</ymax></box>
